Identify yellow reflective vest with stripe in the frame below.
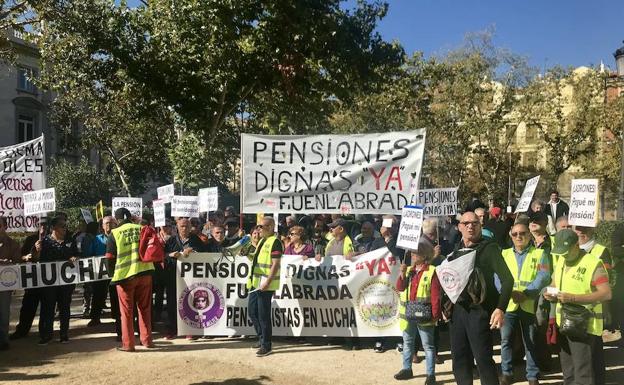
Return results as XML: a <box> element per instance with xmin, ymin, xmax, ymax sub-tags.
<box><xmin>502</xmin><ymin>246</ymin><xmax>543</xmax><ymax>314</ymax></box>
<box><xmin>247</xmin><ymin>235</ymin><xmax>281</xmax><ymax>291</ymax></box>
<box><xmin>554</xmin><ymin>252</ymin><xmax>604</xmax><ymax>336</ymax></box>
<box><xmin>110</xmin><ymin>223</ymin><xmax>154</xmax><ymax>283</ymax></box>
<box><xmin>325</xmin><ymin>235</ymin><xmax>354</xmax><ymax>256</ymax></box>
<box><xmin>398</xmin><ymin>265</ymin><xmax>436</xmax><ymax>329</ymax></box>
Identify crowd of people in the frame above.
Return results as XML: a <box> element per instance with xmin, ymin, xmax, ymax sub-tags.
<box><xmin>0</xmin><ymin>190</ymin><xmax>623</xmax><ymax>385</ymax></box>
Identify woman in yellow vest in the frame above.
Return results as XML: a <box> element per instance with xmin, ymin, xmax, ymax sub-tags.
<box><xmin>393</xmin><ymin>241</ymin><xmax>441</xmax><ymax>385</ymax></box>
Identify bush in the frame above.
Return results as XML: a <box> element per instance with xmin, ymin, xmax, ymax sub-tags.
<box><xmin>595</xmin><ymin>220</ymin><xmax>624</xmax><ymax>248</ymax></box>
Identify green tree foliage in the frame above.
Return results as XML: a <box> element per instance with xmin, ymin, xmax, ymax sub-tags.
<box><xmin>47</xmin><ymin>158</ymin><xmax>114</xmax><ymax>209</ymax></box>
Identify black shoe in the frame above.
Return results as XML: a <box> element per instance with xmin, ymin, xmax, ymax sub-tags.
<box><xmin>37</xmin><ymin>338</ymin><xmax>51</xmax><ymax>346</ymax></box>
<box><xmin>373</xmin><ymin>341</ymin><xmax>385</xmax><ymax>353</ymax></box>
<box><xmin>251</xmin><ymin>342</ymin><xmax>261</xmax><ymax>349</ymax></box>
<box><xmin>256</xmin><ymin>347</ymin><xmax>272</xmax><ymax>357</ymax></box>
<box><xmin>87</xmin><ymin>319</ymin><xmax>101</xmax><ymax>327</ymax></box>
<box><xmin>425</xmin><ymin>375</ymin><xmax>437</xmax><ymax>385</ymax></box>
<box><xmin>393</xmin><ymin>369</ymin><xmax>413</xmax><ymax>380</ymax></box>
<box><xmin>500</xmin><ymin>374</ymin><xmax>513</xmax><ymax>385</ymax></box>
<box><xmin>435</xmin><ymin>355</ymin><xmax>444</xmax><ymax>364</ymax></box>
<box><xmin>9</xmin><ymin>332</ymin><xmax>26</xmax><ymax>340</ymax></box>
<box><xmin>60</xmin><ymin>336</ymin><xmax>69</xmax><ymax>344</ymax></box>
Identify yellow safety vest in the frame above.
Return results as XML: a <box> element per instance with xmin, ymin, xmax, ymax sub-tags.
<box><xmin>398</xmin><ymin>265</ymin><xmax>436</xmax><ymax>329</ymax></box>
<box><xmin>554</xmin><ymin>253</ymin><xmax>604</xmax><ymax>336</ymax></box>
<box><xmin>502</xmin><ymin>246</ymin><xmax>543</xmax><ymax>314</ymax></box>
<box><xmin>325</xmin><ymin>235</ymin><xmax>354</xmax><ymax>256</ymax></box>
<box><xmin>246</xmin><ymin>235</ymin><xmax>281</xmax><ymax>291</ymax></box>
<box><xmin>110</xmin><ymin>223</ymin><xmax>154</xmax><ymax>283</ymax></box>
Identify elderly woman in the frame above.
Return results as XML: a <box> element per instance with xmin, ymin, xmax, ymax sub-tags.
<box><xmin>284</xmin><ymin>226</ymin><xmax>314</xmax><ymax>258</ymax></box>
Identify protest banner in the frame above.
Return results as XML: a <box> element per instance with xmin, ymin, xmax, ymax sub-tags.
<box><xmin>172</xmin><ymin>195</ymin><xmax>200</xmax><ymax>218</ymax></box>
<box><xmin>176</xmin><ymin>248</ymin><xmax>402</xmax><ymax>337</ymax></box>
<box><xmin>408</xmin><ymin>186</ymin><xmax>458</xmax><ymax>217</ymax></box>
<box><xmin>515</xmin><ymin>175</ymin><xmax>540</xmax><ymax>213</ymax></box>
<box><xmin>153</xmin><ymin>199</ymin><xmax>166</xmax><ymax>227</ymax></box>
<box><xmin>397</xmin><ymin>206</ymin><xmax>424</xmax><ymax>250</ymax></box>
<box><xmin>157</xmin><ymin>183</ymin><xmax>175</xmax><ymax>203</ymax></box>
<box><xmin>112</xmin><ymin>197</ymin><xmax>143</xmax><ymax>218</ymax></box>
<box><xmin>198</xmin><ymin>187</ymin><xmax>219</xmax><ymax>213</ymax></box>
<box><xmin>0</xmin><ymin>256</ymin><xmax>111</xmax><ymax>292</ymax></box>
<box><xmin>240</xmin><ymin>131</ymin><xmax>426</xmax><ymax>215</ymax></box>
<box><xmin>80</xmin><ymin>208</ymin><xmax>94</xmax><ymax>224</ymax></box>
<box><xmin>0</xmin><ymin>136</ymin><xmax>45</xmax><ymax>231</ymax></box>
<box><xmin>436</xmin><ymin>249</ymin><xmax>476</xmax><ymax>303</ymax></box>
<box><xmin>568</xmin><ymin>179</ymin><xmax>599</xmax><ymax>227</ymax></box>
<box><xmin>23</xmin><ymin>188</ymin><xmax>55</xmax><ymax>216</ymax></box>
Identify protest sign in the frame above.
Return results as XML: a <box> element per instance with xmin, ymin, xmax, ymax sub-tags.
<box><xmin>198</xmin><ymin>187</ymin><xmax>219</xmax><ymax>213</ymax></box>
<box><xmin>241</xmin><ymin>131</ymin><xmax>426</xmax><ymax>215</ymax></box>
<box><xmin>157</xmin><ymin>183</ymin><xmax>175</xmax><ymax>203</ymax></box>
<box><xmin>112</xmin><ymin>197</ymin><xmax>143</xmax><ymax>218</ymax></box>
<box><xmin>80</xmin><ymin>208</ymin><xmax>94</xmax><ymax>224</ymax></box>
<box><xmin>176</xmin><ymin>248</ymin><xmax>402</xmax><ymax>337</ymax></box>
<box><xmin>436</xmin><ymin>249</ymin><xmax>476</xmax><ymax>303</ymax></box>
<box><xmin>172</xmin><ymin>195</ymin><xmax>200</xmax><ymax>218</ymax></box>
<box><xmin>95</xmin><ymin>200</ymin><xmax>104</xmax><ymax>222</ymax></box>
<box><xmin>153</xmin><ymin>199</ymin><xmax>166</xmax><ymax>227</ymax></box>
<box><xmin>515</xmin><ymin>175</ymin><xmax>540</xmax><ymax>213</ymax></box>
<box><xmin>409</xmin><ymin>186</ymin><xmax>458</xmax><ymax>217</ymax></box>
<box><xmin>0</xmin><ymin>256</ymin><xmax>111</xmax><ymax>292</ymax></box>
<box><xmin>23</xmin><ymin>188</ymin><xmax>55</xmax><ymax>216</ymax></box>
<box><xmin>568</xmin><ymin>179</ymin><xmax>599</xmax><ymax>227</ymax></box>
<box><xmin>397</xmin><ymin>206</ymin><xmax>424</xmax><ymax>250</ymax></box>
<box><xmin>0</xmin><ymin>136</ymin><xmax>45</xmax><ymax>231</ymax></box>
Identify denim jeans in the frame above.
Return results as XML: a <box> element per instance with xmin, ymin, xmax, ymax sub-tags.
<box><xmin>500</xmin><ymin>310</ymin><xmax>539</xmax><ymax>380</ymax></box>
<box><xmin>248</xmin><ymin>290</ymin><xmax>274</xmax><ymax>350</ymax></box>
<box><xmin>402</xmin><ymin>322</ymin><xmax>436</xmax><ymax>376</ymax></box>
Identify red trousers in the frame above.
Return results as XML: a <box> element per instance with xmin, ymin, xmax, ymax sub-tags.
<box><xmin>116</xmin><ymin>274</ymin><xmax>153</xmax><ymax>350</ymax></box>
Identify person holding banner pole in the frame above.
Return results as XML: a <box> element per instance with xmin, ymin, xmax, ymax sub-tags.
<box><xmin>246</xmin><ymin>216</ymin><xmax>282</xmax><ymax>357</ymax></box>
<box><xmin>0</xmin><ymin>217</ymin><xmax>22</xmax><ymax>350</ymax></box>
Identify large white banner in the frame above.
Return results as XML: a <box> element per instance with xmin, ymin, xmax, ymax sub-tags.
<box><xmin>568</xmin><ymin>179</ymin><xmax>599</xmax><ymax>227</ymax></box>
<box><xmin>0</xmin><ymin>256</ymin><xmax>111</xmax><ymax>292</ymax></box>
<box><xmin>241</xmin><ymin>131</ymin><xmax>426</xmax><ymax>215</ymax></box>
<box><xmin>176</xmin><ymin>248</ymin><xmax>402</xmax><ymax>337</ymax></box>
<box><xmin>0</xmin><ymin>136</ymin><xmax>45</xmax><ymax>231</ymax></box>
<box><xmin>515</xmin><ymin>175</ymin><xmax>540</xmax><ymax>213</ymax></box>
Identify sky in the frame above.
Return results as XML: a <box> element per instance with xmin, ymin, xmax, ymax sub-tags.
<box><xmin>126</xmin><ymin>0</ymin><xmax>624</xmax><ymax>71</ymax></box>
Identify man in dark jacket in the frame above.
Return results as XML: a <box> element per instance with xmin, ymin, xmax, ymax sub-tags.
<box><xmin>448</xmin><ymin>211</ymin><xmax>514</xmax><ymax>385</ymax></box>
<box><xmin>544</xmin><ymin>190</ymin><xmax>569</xmax><ymax>222</ymax></box>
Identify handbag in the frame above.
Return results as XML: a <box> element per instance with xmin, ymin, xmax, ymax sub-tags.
<box><xmin>404</xmin><ymin>270</ymin><xmax>433</xmax><ymax>323</ymax></box>
<box><xmin>557</xmin><ymin>265</ymin><xmax>591</xmax><ymax>339</ymax></box>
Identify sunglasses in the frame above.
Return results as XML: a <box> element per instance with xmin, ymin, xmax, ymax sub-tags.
<box><xmin>511</xmin><ymin>231</ymin><xmax>528</xmax><ymax>238</ymax></box>
<box><xmin>460</xmin><ymin>221</ymin><xmax>479</xmax><ymax>227</ymax></box>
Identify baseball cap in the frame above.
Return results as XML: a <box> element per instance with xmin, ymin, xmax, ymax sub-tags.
<box><xmin>489</xmin><ymin>207</ymin><xmax>502</xmax><ymax>218</ymax></box>
<box><xmin>551</xmin><ymin>229</ymin><xmax>579</xmax><ymax>255</ymax></box>
<box><xmin>328</xmin><ymin>218</ymin><xmax>347</xmax><ymax>228</ymax></box>
<box><xmin>529</xmin><ymin>211</ymin><xmax>548</xmax><ymax>225</ymax></box>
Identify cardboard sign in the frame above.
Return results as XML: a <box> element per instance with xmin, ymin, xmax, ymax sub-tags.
<box><xmin>157</xmin><ymin>184</ymin><xmax>175</xmax><ymax>203</ymax></box>
<box><xmin>568</xmin><ymin>179</ymin><xmax>599</xmax><ymax>227</ymax></box>
<box><xmin>80</xmin><ymin>208</ymin><xmax>94</xmax><ymax>224</ymax></box>
<box><xmin>172</xmin><ymin>195</ymin><xmax>200</xmax><ymax>218</ymax></box>
<box><xmin>112</xmin><ymin>197</ymin><xmax>143</xmax><ymax>218</ymax></box>
<box><xmin>23</xmin><ymin>188</ymin><xmax>55</xmax><ymax>216</ymax></box>
<box><xmin>153</xmin><ymin>199</ymin><xmax>166</xmax><ymax>227</ymax></box>
<box><xmin>397</xmin><ymin>206</ymin><xmax>424</xmax><ymax>250</ymax></box>
<box><xmin>515</xmin><ymin>175</ymin><xmax>540</xmax><ymax>213</ymax></box>
<box><xmin>198</xmin><ymin>187</ymin><xmax>219</xmax><ymax>213</ymax></box>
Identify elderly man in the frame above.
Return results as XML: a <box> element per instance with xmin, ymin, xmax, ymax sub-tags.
<box><xmin>499</xmin><ymin>223</ymin><xmax>550</xmax><ymax>385</ymax></box>
<box><xmin>207</xmin><ymin>225</ymin><xmax>226</xmax><ymax>252</ymax></box>
<box><xmin>448</xmin><ymin>211</ymin><xmax>514</xmax><ymax>385</ymax></box>
<box><xmin>325</xmin><ymin>218</ymin><xmax>354</xmax><ymax>258</ymax></box>
<box><xmin>0</xmin><ymin>217</ymin><xmax>22</xmax><ymax>350</ymax></box>
<box><xmin>353</xmin><ymin>221</ymin><xmax>379</xmax><ymax>255</ymax></box>
<box><xmin>544</xmin><ymin>229</ymin><xmax>611</xmax><ymax>385</ymax></box>
<box><xmin>246</xmin><ymin>216</ymin><xmax>282</xmax><ymax>357</ymax></box>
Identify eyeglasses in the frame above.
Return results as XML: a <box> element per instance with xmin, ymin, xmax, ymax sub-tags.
<box><xmin>511</xmin><ymin>231</ymin><xmax>528</xmax><ymax>238</ymax></box>
<box><xmin>289</xmin><ymin>232</ymin><xmax>301</xmax><ymax>236</ymax></box>
<box><xmin>460</xmin><ymin>221</ymin><xmax>480</xmax><ymax>227</ymax></box>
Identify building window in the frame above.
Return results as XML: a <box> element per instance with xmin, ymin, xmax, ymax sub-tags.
<box><xmin>17</xmin><ymin>67</ymin><xmax>38</xmax><ymax>94</ymax></box>
<box><xmin>523</xmin><ymin>151</ymin><xmax>537</xmax><ymax>168</ymax></box>
<box><xmin>17</xmin><ymin>115</ymin><xmax>35</xmax><ymax>142</ymax></box>
<box><xmin>525</xmin><ymin>124</ymin><xmax>539</xmax><ymax>144</ymax></box>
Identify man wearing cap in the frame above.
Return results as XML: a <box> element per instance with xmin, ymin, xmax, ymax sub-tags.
<box><xmin>529</xmin><ymin>212</ymin><xmax>553</xmax><ymax>259</ymax></box>
<box><xmin>498</xmin><ymin>223</ymin><xmax>550</xmax><ymax>385</ymax></box>
<box><xmin>223</xmin><ymin>217</ymin><xmax>242</xmax><ymax>247</ymax></box>
<box><xmin>325</xmin><ymin>218</ymin><xmax>354</xmax><ymax>258</ymax></box>
<box><xmin>448</xmin><ymin>211</ymin><xmax>514</xmax><ymax>385</ymax></box>
<box><xmin>544</xmin><ymin>229</ymin><xmax>611</xmax><ymax>385</ymax></box>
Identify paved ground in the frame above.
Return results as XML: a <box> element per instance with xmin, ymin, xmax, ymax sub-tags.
<box><xmin>2</xmin><ymin>289</ymin><xmax>623</xmax><ymax>385</ymax></box>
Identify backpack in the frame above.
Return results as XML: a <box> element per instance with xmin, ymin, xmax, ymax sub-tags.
<box><xmin>139</xmin><ymin>225</ymin><xmax>165</xmax><ymax>263</ymax></box>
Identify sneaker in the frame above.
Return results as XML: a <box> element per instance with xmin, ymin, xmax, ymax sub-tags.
<box><xmin>374</xmin><ymin>342</ymin><xmax>384</xmax><ymax>353</ymax></box>
<box><xmin>425</xmin><ymin>375</ymin><xmax>437</xmax><ymax>385</ymax></box>
<box><xmin>393</xmin><ymin>369</ymin><xmax>413</xmax><ymax>380</ymax></box>
<box><xmin>87</xmin><ymin>319</ymin><xmax>101</xmax><ymax>327</ymax></box>
<box><xmin>37</xmin><ymin>338</ymin><xmax>51</xmax><ymax>346</ymax></box>
<box><xmin>256</xmin><ymin>347</ymin><xmax>272</xmax><ymax>357</ymax></box>
<box><xmin>396</xmin><ymin>342</ymin><xmax>403</xmax><ymax>353</ymax></box>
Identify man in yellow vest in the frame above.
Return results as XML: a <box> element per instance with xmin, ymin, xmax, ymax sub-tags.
<box><xmin>246</xmin><ymin>216</ymin><xmax>282</xmax><ymax>357</ymax></box>
<box><xmin>544</xmin><ymin>229</ymin><xmax>611</xmax><ymax>385</ymax></box>
<box><xmin>105</xmin><ymin>208</ymin><xmax>155</xmax><ymax>352</ymax></box>
<box><xmin>325</xmin><ymin>218</ymin><xmax>354</xmax><ymax>258</ymax></box>
<box><xmin>499</xmin><ymin>223</ymin><xmax>551</xmax><ymax>385</ymax></box>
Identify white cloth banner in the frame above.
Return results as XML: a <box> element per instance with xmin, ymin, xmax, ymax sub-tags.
<box><xmin>23</xmin><ymin>188</ymin><xmax>55</xmax><ymax>216</ymax></box>
<box><xmin>198</xmin><ymin>187</ymin><xmax>219</xmax><ymax>213</ymax></box>
<box><xmin>435</xmin><ymin>249</ymin><xmax>476</xmax><ymax>304</ymax></box>
<box><xmin>112</xmin><ymin>197</ymin><xmax>143</xmax><ymax>218</ymax></box>
<box><xmin>157</xmin><ymin>184</ymin><xmax>175</xmax><ymax>203</ymax></box>
<box><xmin>176</xmin><ymin>248</ymin><xmax>402</xmax><ymax>337</ymax></box>
<box><xmin>172</xmin><ymin>195</ymin><xmax>200</xmax><ymax>218</ymax></box>
<box><xmin>153</xmin><ymin>199</ymin><xmax>166</xmax><ymax>227</ymax></box>
<box><xmin>568</xmin><ymin>179</ymin><xmax>599</xmax><ymax>227</ymax></box>
<box><xmin>515</xmin><ymin>175</ymin><xmax>540</xmax><ymax>213</ymax></box>
<box><xmin>409</xmin><ymin>186</ymin><xmax>458</xmax><ymax>217</ymax></box>
<box><xmin>241</xmin><ymin>131</ymin><xmax>426</xmax><ymax>215</ymax></box>
<box><xmin>0</xmin><ymin>256</ymin><xmax>111</xmax><ymax>292</ymax></box>
<box><xmin>397</xmin><ymin>206</ymin><xmax>424</xmax><ymax>250</ymax></box>
<box><xmin>0</xmin><ymin>136</ymin><xmax>45</xmax><ymax>231</ymax></box>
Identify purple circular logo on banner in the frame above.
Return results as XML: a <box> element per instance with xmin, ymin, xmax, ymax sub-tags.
<box><xmin>178</xmin><ymin>282</ymin><xmax>225</xmax><ymax>329</ymax></box>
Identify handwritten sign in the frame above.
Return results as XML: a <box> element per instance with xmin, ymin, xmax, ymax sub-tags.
<box><xmin>23</xmin><ymin>188</ymin><xmax>55</xmax><ymax>216</ymax></box>
<box><xmin>172</xmin><ymin>195</ymin><xmax>200</xmax><ymax>218</ymax></box>
<box><xmin>409</xmin><ymin>186</ymin><xmax>458</xmax><ymax>217</ymax></box>
<box><xmin>397</xmin><ymin>206</ymin><xmax>424</xmax><ymax>250</ymax></box>
<box><xmin>80</xmin><ymin>208</ymin><xmax>94</xmax><ymax>224</ymax></box>
<box><xmin>157</xmin><ymin>184</ymin><xmax>175</xmax><ymax>203</ymax></box>
<box><xmin>568</xmin><ymin>179</ymin><xmax>599</xmax><ymax>227</ymax></box>
<box><xmin>153</xmin><ymin>199</ymin><xmax>166</xmax><ymax>227</ymax></box>
<box><xmin>112</xmin><ymin>197</ymin><xmax>143</xmax><ymax>218</ymax></box>
<box><xmin>515</xmin><ymin>175</ymin><xmax>540</xmax><ymax>213</ymax></box>
<box><xmin>199</xmin><ymin>187</ymin><xmax>219</xmax><ymax>213</ymax></box>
